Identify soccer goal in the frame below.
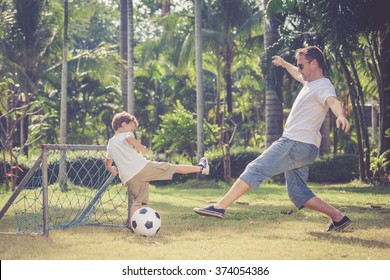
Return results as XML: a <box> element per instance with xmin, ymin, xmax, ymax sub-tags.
<box><xmin>0</xmin><ymin>144</ymin><xmax>130</xmax><ymax>236</ymax></box>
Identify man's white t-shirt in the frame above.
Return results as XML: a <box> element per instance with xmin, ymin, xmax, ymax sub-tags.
<box><xmin>282</xmin><ymin>78</ymin><xmax>336</xmax><ymax>148</ymax></box>
<box><xmin>106</xmin><ymin>132</ymin><xmax>148</xmax><ymax>184</ymax></box>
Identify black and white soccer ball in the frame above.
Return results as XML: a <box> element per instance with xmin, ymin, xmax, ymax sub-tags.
<box><xmin>131</xmin><ymin>207</ymin><xmax>161</xmax><ymax>237</ymax></box>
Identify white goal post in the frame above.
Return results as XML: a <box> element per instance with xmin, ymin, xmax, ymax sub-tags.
<box><xmin>0</xmin><ymin>144</ymin><xmax>130</xmax><ymax>236</ymax></box>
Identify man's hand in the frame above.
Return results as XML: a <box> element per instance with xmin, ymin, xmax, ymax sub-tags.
<box><xmin>326</xmin><ymin>96</ymin><xmax>350</xmax><ymax>133</ymax></box>
<box><xmin>272</xmin><ymin>55</ymin><xmax>304</xmax><ymax>83</ymax></box>
<box><xmin>336</xmin><ymin>115</ymin><xmax>350</xmax><ymax>133</ymax></box>
<box><xmin>272</xmin><ymin>55</ymin><xmax>286</xmax><ymax>67</ymax></box>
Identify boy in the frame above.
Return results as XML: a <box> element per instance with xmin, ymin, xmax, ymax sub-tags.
<box><xmin>105</xmin><ymin>111</ymin><xmax>209</xmax><ymax>230</ymax></box>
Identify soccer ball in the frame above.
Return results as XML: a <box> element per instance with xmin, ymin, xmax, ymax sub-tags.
<box><xmin>131</xmin><ymin>207</ymin><xmax>161</xmax><ymax>237</ymax></box>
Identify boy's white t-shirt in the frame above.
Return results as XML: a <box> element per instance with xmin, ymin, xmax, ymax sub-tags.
<box><xmin>282</xmin><ymin>77</ymin><xmax>337</xmax><ymax>148</ymax></box>
<box><xmin>106</xmin><ymin>132</ymin><xmax>148</xmax><ymax>184</ymax></box>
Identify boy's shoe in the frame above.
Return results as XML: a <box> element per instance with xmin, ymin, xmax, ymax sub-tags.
<box><xmin>193</xmin><ymin>204</ymin><xmax>225</xmax><ymax>219</ymax></box>
<box><xmin>127</xmin><ymin>227</ymin><xmax>135</xmax><ymax>233</ymax></box>
<box><xmin>327</xmin><ymin>216</ymin><xmax>352</xmax><ymax>232</ymax></box>
<box><xmin>198</xmin><ymin>157</ymin><xmax>210</xmax><ymax>175</ymax></box>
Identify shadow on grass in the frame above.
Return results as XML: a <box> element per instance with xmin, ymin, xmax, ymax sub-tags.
<box><xmin>308</xmin><ymin>231</ymin><xmax>390</xmax><ymax>249</ymax></box>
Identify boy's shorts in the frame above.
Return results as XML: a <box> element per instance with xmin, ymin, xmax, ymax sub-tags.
<box><xmin>125</xmin><ymin>161</ymin><xmax>176</xmax><ymax>206</ymax></box>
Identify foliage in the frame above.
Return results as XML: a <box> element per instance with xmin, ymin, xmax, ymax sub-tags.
<box><xmin>308</xmin><ymin>154</ymin><xmax>359</xmax><ymax>183</ymax></box>
<box><xmin>1</xmin><ymin>0</ymin><xmax>389</xmax><ymax>186</ymax></box>
<box><xmin>152</xmin><ymin>100</ymin><xmax>220</xmax><ymax>161</ymax></box>
<box><xmin>370</xmin><ymin>149</ymin><xmax>390</xmax><ymax>186</ymax></box>
<box><xmin>0</xmin><ymin>76</ymin><xmax>47</xmax><ymax>190</ymax></box>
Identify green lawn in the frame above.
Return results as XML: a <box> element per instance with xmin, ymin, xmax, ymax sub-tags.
<box><xmin>0</xmin><ymin>180</ymin><xmax>389</xmax><ymax>260</ymax></box>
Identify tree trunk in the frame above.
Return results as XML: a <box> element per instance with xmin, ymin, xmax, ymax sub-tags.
<box><xmin>59</xmin><ymin>0</ymin><xmax>68</xmax><ymax>187</ymax></box>
<box><xmin>339</xmin><ymin>54</ymin><xmax>366</xmax><ymax>180</ymax></box>
<box><xmin>348</xmin><ymin>56</ymin><xmax>371</xmax><ymax>179</ymax></box>
<box><xmin>320</xmin><ymin>111</ymin><xmax>331</xmax><ymax>155</ymax></box>
<box><xmin>195</xmin><ymin>0</ymin><xmax>205</xmax><ymax>159</ymax></box>
<box><xmin>127</xmin><ymin>0</ymin><xmax>135</xmax><ymax>114</ymax></box>
<box><xmin>263</xmin><ymin>0</ymin><xmax>283</xmax><ymax>148</ymax></box>
<box><xmin>215</xmin><ymin>55</ymin><xmax>222</xmax><ymax>125</ymax></box>
<box><xmin>379</xmin><ymin>30</ymin><xmax>390</xmax><ymax>163</ymax></box>
<box><xmin>120</xmin><ymin>0</ymin><xmax>128</xmax><ymax>110</ymax></box>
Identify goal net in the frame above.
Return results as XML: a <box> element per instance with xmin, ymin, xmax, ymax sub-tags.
<box><xmin>0</xmin><ymin>144</ymin><xmax>130</xmax><ymax>236</ymax></box>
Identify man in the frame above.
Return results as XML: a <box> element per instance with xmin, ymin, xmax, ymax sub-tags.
<box><xmin>194</xmin><ymin>46</ymin><xmax>352</xmax><ymax>231</ymax></box>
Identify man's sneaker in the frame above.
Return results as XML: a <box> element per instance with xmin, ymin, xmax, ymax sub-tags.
<box><xmin>198</xmin><ymin>157</ymin><xmax>210</xmax><ymax>175</ymax></box>
<box><xmin>327</xmin><ymin>216</ymin><xmax>352</xmax><ymax>232</ymax></box>
<box><xmin>193</xmin><ymin>204</ymin><xmax>224</xmax><ymax>219</ymax></box>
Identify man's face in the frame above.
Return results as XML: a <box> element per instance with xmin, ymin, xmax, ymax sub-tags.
<box><xmin>297</xmin><ymin>55</ymin><xmax>313</xmax><ymax>82</ymax></box>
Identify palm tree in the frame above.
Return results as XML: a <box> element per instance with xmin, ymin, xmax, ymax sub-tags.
<box><xmin>120</xmin><ymin>0</ymin><xmax>128</xmax><ymax>110</ymax></box>
<box><xmin>263</xmin><ymin>0</ymin><xmax>283</xmax><ymax>148</ymax></box>
<box><xmin>0</xmin><ymin>0</ymin><xmax>63</xmax><ymax>155</ymax></box>
<box><xmin>267</xmin><ymin>0</ymin><xmax>388</xmax><ymax>180</ymax></box>
<box><xmin>379</xmin><ymin>33</ymin><xmax>390</xmax><ymax>160</ymax></box>
<box><xmin>127</xmin><ymin>0</ymin><xmax>135</xmax><ymax>114</ymax></box>
<box><xmin>306</xmin><ymin>0</ymin><xmax>372</xmax><ymax>179</ymax></box>
<box><xmin>59</xmin><ymin>0</ymin><xmax>69</xmax><ymax>185</ymax></box>
<box><xmin>178</xmin><ymin>0</ymin><xmax>262</xmax><ymax>181</ymax></box>
<box><xmin>195</xmin><ymin>0</ymin><xmax>205</xmax><ymax>158</ymax></box>
<box><xmin>215</xmin><ymin>0</ymin><xmax>261</xmax><ymax>114</ymax></box>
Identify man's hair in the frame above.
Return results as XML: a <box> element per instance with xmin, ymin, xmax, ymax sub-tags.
<box><xmin>111</xmin><ymin>111</ymin><xmax>139</xmax><ymax>131</ymax></box>
<box><xmin>295</xmin><ymin>46</ymin><xmax>325</xmax><ymax>70</ymax></box>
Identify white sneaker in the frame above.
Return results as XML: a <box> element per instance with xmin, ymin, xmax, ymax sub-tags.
<box><xmin>198</xmin><ymin>157</ymin><xmax>209</xmax><ymax>175</ymax></box>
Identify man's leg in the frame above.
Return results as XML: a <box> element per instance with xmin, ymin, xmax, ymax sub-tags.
<box><xmin>286</xmin><ymin>167</ymin><xmax>351</xmax><ymax>231</ymax></box>
<box><xmin>304</xmin><ymin>197</ymin><xmax>351</xmax><ymax>231</ymax></box>
<box><xmin>304</xmin><ymin>196</ymin><xmax>344</xmax><ymax>221</ymax></box>
<box><xmin>214</xmin><ymin>179</ymin><xmax>251</xmax><ymax>209</ymax></box>
<box><xmin>193</xmin><ymin>179</ymin><xmax>251</xmax><ymax>218</ymax></box>
<box><xmin>194</xmin><ymin>138</ymin><xmax>292</xmax><ymax>218</ymax></box>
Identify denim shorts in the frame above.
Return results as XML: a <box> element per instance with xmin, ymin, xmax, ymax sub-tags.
<box><xmin>239</xmin><ymin>137</ymin><xmax>319</xmax><ymax>209</ymax></box>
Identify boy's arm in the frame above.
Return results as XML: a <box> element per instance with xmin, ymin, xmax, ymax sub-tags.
<box><xmin>105</xmin><ymin>158</ymin><xmax>118</xmax><ymax>176</ymax></box>
<box><xmin>126</xmin><ymin>135</ymin><xmax>149</xmax><ymax>156</ymax></box>
<box><xmin>272</xmin><ymin>55</ymin><xmax>304</xmax><ymax>84</ymax></box>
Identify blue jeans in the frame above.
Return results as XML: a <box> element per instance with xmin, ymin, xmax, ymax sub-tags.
<box><xmin>239</xmin><ymin>137</ymin><xmax>319</xmax><ymax>209</ymax></box>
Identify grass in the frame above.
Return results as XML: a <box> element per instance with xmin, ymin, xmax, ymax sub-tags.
<box><xmin>0</xmin><ymin>180</ymin><xmax>389</xmax><ymax>260</ymax></box>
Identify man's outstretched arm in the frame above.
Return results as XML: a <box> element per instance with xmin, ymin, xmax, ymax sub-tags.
<box><xmin>272</xmin><ymin>55</ymin><xmax>304</xmax><ymax>84</ymax></box>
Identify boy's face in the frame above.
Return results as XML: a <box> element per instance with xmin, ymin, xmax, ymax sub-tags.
<box><xmin>121</xmin><ymin>120</ymin><xmax>136</xmax><ymax>131</ymax></box>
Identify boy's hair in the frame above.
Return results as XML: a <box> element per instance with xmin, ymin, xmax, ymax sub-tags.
<box><xmin>295</xmin><ymin>46</ymin><xmax>325</xmax><ymax>70</ymax></box>
<box><xmin>111</xmin><ymin>111</ymin><xmax>139</xmax><ymax>131</ymax></box>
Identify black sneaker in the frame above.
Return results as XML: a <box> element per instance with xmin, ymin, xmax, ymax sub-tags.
<box><xmin>198</xmin><ymin>157</ymin><xmax>210</xmax><ymax>175</ymax></box>
<box><xmin>193</xmin><ymin>204</ymin><xmax>224</xmax><ymax>219</ymax></box>
<box><xmin>327</xmin><ymin>216</ymin><xmax>352</xmax><ymax>232</ymax></box>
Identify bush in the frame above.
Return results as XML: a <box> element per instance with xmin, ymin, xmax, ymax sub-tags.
<box><xmin>308</xmin><ymin>154</ymin><xmax>359</xmax><ymax>183</ymax></box>
<box><xmin>370</xmin><ymin>149</ymin><xmax>390</xmax><ymax>186</ymax></box>
<box><xmin>152</xmin><ymin>100</ymin><xmax>220</xmax><ymax>159</ymax></box>
<box><xmin>209</xmin><ymin>152</ymin><xmax>359</xmax><ymax>184</ymax></box>
<box><xmin>208</xmin><ymin>151</ymin><xmax>259</xmax><ymax>181</ymax></box>
<box><xmin>0</xmin><ymin>162</ymin><xmax>31</xmax><ymax>185</ymax></box>
<box><xmin>151</xmin><ymin>152</ymin><xmax>360</xmax><ymax>185</ymax></box>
